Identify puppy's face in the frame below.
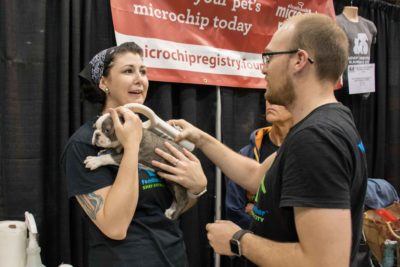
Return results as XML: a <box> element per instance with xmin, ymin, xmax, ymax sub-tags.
<box><xmin>92</xmin><ymin>114</ymin><xmax>120</xmax><ymax>148</ymax></box>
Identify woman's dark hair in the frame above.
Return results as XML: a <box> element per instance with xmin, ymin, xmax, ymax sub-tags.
<box><xmin>80</xmin><ymin>42</ymin><xmax>144</xmax><ymax>106</ymax></box>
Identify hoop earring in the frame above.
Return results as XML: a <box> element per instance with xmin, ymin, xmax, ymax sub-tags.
<box><xmin>104</xmin><ymin>87</ymin><xmax>110</xmax><ymax>95</ymax></box>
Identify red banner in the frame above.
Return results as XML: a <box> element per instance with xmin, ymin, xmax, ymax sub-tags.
<box><xmin>110</xmin><ymin>0</ymin><xmax>335</xmax><ymax>89</ymax></box>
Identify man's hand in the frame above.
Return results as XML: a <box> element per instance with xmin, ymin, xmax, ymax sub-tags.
<box><xmin>206</xmin><ymin>220</ymin><xmax>241</xmax><ymax>256</ymax></box>
<box><xmin>245</xmin><ymin>203</ymin><xmax>254</xmax><ymax>215</ymax></box>
<box><xmin>168</xmin><ymin>119</ymin><xmax>207</xmax><ymax>149</ymax></box>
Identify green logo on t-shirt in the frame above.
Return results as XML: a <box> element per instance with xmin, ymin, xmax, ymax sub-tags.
<box><xmin>141</xmin><ymin>169</ymin><xmax>165</xmax><ymax>190</ymax></box>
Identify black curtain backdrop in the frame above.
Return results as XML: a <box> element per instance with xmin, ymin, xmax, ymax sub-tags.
<box><xmin>0</xmin><ymin>1</ymin><xmax>399</xmax><ymax>267</ymax></box>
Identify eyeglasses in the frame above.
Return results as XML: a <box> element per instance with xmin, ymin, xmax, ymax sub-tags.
<box><xmin>262</xmin><ymin>49</ymin><xmax>314</xmax><ymax>65</ymax></box>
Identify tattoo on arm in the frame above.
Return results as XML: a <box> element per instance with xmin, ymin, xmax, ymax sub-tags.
<box><xmin>77</xmin><ymin>193</ymin><xmax>104</xmax><ymax>220</ymax></box>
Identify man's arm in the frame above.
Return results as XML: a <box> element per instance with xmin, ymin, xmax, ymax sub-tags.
<box><xmin>171</xmin><ymin>119</ymin><xmax>270</xmax><ymax>193</ymax></box>
<box><xmin>241</xmin><ymin>207</ymin><xmax>351</xmax><ymax>267</ymax></box>
<box><xmin>196</xmin><ymin>132</ymin><xmax>276</xmax><ymax>193</ymax></box>
<box><xmin>207</xmin><ymin>207</ymin><xmax>351</xmax><ymax>267</ymax></box>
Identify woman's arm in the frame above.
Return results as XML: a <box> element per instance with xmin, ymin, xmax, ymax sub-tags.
<box><xmin>76</xmin><ymin>107</ymin><xmax>142</xmax><ymax>240</ymax></box>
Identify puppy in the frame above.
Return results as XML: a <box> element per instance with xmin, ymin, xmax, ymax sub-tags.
<box><xmin>84</xmin><ymin>113</ymin><xmax>189</xmax><ymax>220</ymax></box>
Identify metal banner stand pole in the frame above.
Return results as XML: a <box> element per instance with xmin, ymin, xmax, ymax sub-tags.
<box><xmin>214</xmin><ymin>86</ymin><xmax>222</xmax><ymax>267</ymax></box>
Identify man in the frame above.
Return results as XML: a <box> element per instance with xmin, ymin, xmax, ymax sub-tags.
<box><xmin>153</xmin><ymin>13</ymin><xmax>367</xmax><ymax>267</ymax></box>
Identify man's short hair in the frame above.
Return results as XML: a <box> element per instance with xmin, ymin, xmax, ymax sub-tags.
<box><xmin>289</xmin><ymin>14</ymin><xmax>349</xmax><ymax>83</ymax></box>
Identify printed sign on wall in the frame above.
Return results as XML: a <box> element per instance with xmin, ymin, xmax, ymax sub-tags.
<box><xmin>111</xmin><ymin>0</ymin><xmax>335</xmax><ymax>89</ymax></box>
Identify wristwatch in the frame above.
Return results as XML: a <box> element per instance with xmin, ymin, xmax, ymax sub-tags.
<box><xmin>230</xmin><ymin>229</ymin><xmax>253</xmax><ymax>257</ymax></box>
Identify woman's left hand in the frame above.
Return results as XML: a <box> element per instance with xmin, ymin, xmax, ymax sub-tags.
<box><xmin>151</xmin><ymin>142</ymin><xmax>207</xmax><ymax>195</ymax></box>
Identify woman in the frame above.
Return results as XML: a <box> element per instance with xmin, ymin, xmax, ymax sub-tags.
<box><xmin>61</xmin><ymin>42</ymin><xmax>207</xmax><ymax>267</ymax></box>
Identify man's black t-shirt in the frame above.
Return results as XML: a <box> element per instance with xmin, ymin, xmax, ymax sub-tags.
<box><xmin>61</xmin><ymin>119</ymin><xmax>187</xmax><ymax>267</ymax></box>
<box><xmin>249</xmin><ymin>103</ymin><xmax>367</xmax><ymax>266</ymax></box>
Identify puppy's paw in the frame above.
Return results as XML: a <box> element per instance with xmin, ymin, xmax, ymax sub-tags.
<box><xmin>84</xmin><ymin>156</ymin><xmax>103</xmax><ymax>170</ymax></box>
<box><xmin>164</xmin><ymin>208</ymin><xmax>176</xmax><ymax>220</ymax></box>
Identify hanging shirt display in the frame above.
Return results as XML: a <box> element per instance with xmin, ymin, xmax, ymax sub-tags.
<box><xmin>336</xmin><ymin>13</ymin><xmax>377</xmax><ymax>94</ymax></box>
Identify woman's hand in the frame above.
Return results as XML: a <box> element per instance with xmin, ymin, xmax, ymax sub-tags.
<box><xmin>151</xmin><ymin>142</ymin><xmax>207</xmax><ymax>195</ymax></box>
<box><xmin>109</xmin><ymin>107</ymin><xmax>143</xmax><ymax>150</ymax></box>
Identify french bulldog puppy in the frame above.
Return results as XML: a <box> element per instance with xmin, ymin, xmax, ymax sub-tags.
<box><xmin>84</xmin><ymin>113</ymin><xmax>189</xmax><ymax>220</ymax></box>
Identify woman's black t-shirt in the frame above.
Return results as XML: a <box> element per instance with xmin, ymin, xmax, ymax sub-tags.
<box><xmin>61</xmin><ymin>119</ymin><xmax>187</xmax><ymax>267</ymax></box>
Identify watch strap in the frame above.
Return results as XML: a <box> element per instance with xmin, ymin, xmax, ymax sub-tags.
<box><xmin>232</xmin><ymin>229</ymin><xmax>253</xmax><ymax>241</ymax></box>
<box><xmin>230</xmin><ymin>229</ymin><xmax>253</xmax><ymax>257</ymax></box>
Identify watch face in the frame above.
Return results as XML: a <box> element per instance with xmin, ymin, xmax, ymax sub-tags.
<box><xmin>230</xmin><ymin>239</ymin><xmax>241</xmax><ymax>256</ymax></box>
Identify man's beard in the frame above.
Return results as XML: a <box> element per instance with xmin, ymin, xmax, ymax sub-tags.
<box><xmin>265</xmin><ymin>77</ymin><xmax>295</xmax><ymax>107</ymax></box>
